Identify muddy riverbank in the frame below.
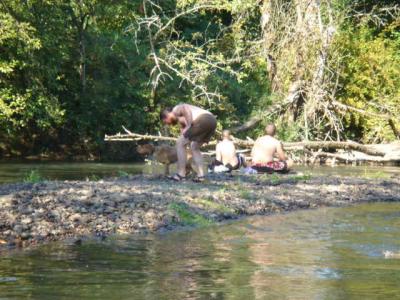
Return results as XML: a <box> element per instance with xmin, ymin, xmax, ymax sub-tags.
<box><xmin>0</xmin><ymin>173</ymin><xmax>399</xmax><ymax>250</ymax></box>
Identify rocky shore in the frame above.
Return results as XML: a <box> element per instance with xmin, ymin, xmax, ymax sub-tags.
<box><xmin>0</xmin><ymin>173</ymin><xmax>399</xmax><ymax>250</ymax></box>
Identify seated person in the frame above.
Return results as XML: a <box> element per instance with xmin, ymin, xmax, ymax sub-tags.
<box><xmin>249</xmin><ymin>124</ymin><xmax>293</xmax><ymax>173</ymax></box>
<box><xmin>209</xmin><ymin>130</ymin><xmax>245</xmax><ymax>173</ymax></box>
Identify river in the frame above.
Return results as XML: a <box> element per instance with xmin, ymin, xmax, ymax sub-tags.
<box><xmin>0</xmin><ymin>203</ymin><xmax>399</xmax><ymax>299</ymax></box>
<box><xmin>0</xmin><ymin>161</ymin><xmax>399</xmax><ymax>183</ymax></box>
<box><xmin>0</xmin><ymin>162</ymin><xmax>399</xmax><ymax>299</ymax></box>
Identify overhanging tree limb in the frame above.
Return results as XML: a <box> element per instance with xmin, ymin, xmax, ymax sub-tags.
<box><xmin>332</xmin><ymin>100</ymin><xmax>400</xmax><ymax>139</ymax></box>
<box><xmin>105</xmin><ymin>127</ymin><xmax>390</xmax><ymax>157</ymax></box>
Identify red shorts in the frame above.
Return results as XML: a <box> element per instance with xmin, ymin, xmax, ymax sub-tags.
<box><xmin>251</xmin><ymin>161</ymin><xmax>288</xmax><ymax>173</ymax></box>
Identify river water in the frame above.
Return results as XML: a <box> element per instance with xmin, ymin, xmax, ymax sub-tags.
<box><xmin>0</xmin><ymin>161</ymin><xmax>399</xmax><ymax>183</ymax></box>
<box><xmin>0</xmin><ymin>163</ymin><xmax>399</xmax><ymax>299</ymax></box>
<box><xmin>0</xmin><ymin>203</ymin><xmax>400</xmax><ymax>299</ymax></box>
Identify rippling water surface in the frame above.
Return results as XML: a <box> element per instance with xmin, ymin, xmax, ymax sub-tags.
<box><xmin>0</xmin><ymin>161</ymin><xmax>399</xmax><ymax>184</ymax></box>
<box><xmin>1</xmin><ymin>203</ymin><xmax>400</xmax><ymax>299</ymax></box>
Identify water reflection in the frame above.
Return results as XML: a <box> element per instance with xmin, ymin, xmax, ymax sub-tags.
<box><xmin>0</xmin><ymin>161</ymin><xmax>399</xmax><ymax>184</ymax></box>
<box><xmin>1</xmin><ymin>203</ymin><xmax>400</xmax><ymax>299</ymax></box>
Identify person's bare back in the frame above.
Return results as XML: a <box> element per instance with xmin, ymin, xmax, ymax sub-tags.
<box><xmin>251</xmin><ymin>124</ymin><xmax>287</xmax><ymax>164</ymax></box>
<box><xmin>216</xmin><ymin>139</ymin><xmax>239</xmax><ymax>167</ymax></box>
<box><xmin>209</xmin><ymin>130</ymin><xmax>243</xmax><ymax>173</ymax></box>
<box><xmin>251</xmin><ymin>135</ymin><xmax>285</xmax><ymax>164</ymax></box>
<box><xmin>172</xmin><ymin>104</ymin><xmax>212</xmax><ymax>128</ymax></box>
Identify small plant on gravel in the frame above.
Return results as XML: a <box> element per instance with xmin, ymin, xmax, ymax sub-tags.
<box><xmin>291</xmin><ymin>173</ymin><xmax>312</xmax><ymax>181</ymax></box>
<box><xmin>23</xmin><ymin>170</ymin><xmax>45</xmax><ymax>183</ymax></box>
<box><xmin>192</xmin><ymin>198</ymin><xmax>233</xmax><ymax>214</ymax></box>
<box><xmin>88</xmin><ymin>174</ymin><xmax>101</xmax><ymax>181</ymax></box>
<box><xmin>269</xmin><ymin>173</ymin><xmax>281</xmax><ymax>184</ymax></box>
<box><xmin>362</xmin><ymin>170</ymin><xmax>389</xmax><ymax>179</ymax></box>
<box><xmin>168</xmin><ymin>202</ymin><xmax>213</xmax><ymax>227</ymax></box>
<box><xmin>117</xmin><ymin>170</ymin><xmax>130</xmax><ymax>177</ymax></box>
<box><xmin>239</xmin><ymin>189</ymin><xmax>253</xmax><ymax>200</ymax></box>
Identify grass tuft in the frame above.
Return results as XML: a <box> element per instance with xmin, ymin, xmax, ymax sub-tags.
<box><xmin>168</xmin><ymin>202</ymin><xmax>213</xmax><ymax>227</ymax></box>
<box><xmin>192</xmin><ymin>198</ymin><xmax>234</xmax><ymax>213</ymax></box>
<box><xmin>117</xmin><ymin>170</ymin><xmax>130</xmax><ymax>177</ymax></box>
<box><xmin>88</xmin><ymin>174</ymin><xmax>101</xmax><ymax>181</ymax></box>
<box><xmin>23</xmin><ymin>170</ymin><xmax>45</xmax><ymax>183</ymax></box>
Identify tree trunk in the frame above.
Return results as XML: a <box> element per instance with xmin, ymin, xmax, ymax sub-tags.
<box><xmin>78</xmin><ymin>29</ymin><xmax>86</xmax><ymax>92</ymax></box>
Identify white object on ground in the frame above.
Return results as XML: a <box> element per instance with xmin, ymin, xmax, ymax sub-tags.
<box><xmin>214</xmin><ymin>165</ymin><xmax>230</xmax><ymax>173</ymax></box>
<box><xmin>383</xmin><ymin>251</ymin><xmax>400</xmax><ymax>258</ymax></box>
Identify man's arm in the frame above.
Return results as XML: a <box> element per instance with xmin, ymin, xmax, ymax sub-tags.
<box><xmin>173</xmin><ymin>104</ymin><xmax>193</xmax><ymax>134</ymax></box>
<box><xmin>276</xmin><ymin>142</ymin><xmax>287</xmax><ymax>161</ymax></box>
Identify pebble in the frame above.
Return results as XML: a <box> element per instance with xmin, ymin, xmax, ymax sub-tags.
<box><xmin>21</xmin><ymin>217</ymin><xmax>33</xmax><ymax>225</ymax></box>
<box><xmin>70</xmin><ymin>213</ymin><xmax>82</xmax><ymax>222</ymax></box>
<box><xmin>0</xmin><ymin>175</ymin><xmax>398</xmax><ymax>249</ymax></box>
<box><xmin>13</xmin><ymin>225</ymin><xmax>23</xmax><ymax>234</ymax></box>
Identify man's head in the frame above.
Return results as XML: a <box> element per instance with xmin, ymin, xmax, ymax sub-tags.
<box><xmin>222</xmin><ymin>130</ymin><xmax>231</xmax><ymax>140</ymax></box>
<box><xmin>265</xmin><ymin>124</ymin><xmax>276</xmax><ymax>136</ymax></box>
<box><xmin>160</xmin><ymin>107</ymin><xmax>177</xmax><ymax>125</ymax></box>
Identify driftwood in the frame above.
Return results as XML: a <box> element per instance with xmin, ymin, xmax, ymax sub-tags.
<box><xmin>104</xmin><ymin>127</ymin><xmax>400</xmax><ymax>164</ymax></box>
<box><xmin>104</xmin><ymin>126</ymin><xmax>177</xmax><ymax>142</ymax></box>
<box><xmin>308</xmin><ymin>150</ymin><xmax>400</xmax><ymax>166</ymax></box>
<box><xmin>283</xmin><ymin>141</ymin><xmax>385</xmax><ymax>156</ymax></box>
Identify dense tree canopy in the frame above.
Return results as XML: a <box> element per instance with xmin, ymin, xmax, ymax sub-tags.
<box><xmin>0</xmin><ymin>0</ymin><xmax>399</xmax><ymax>159</ymax></box>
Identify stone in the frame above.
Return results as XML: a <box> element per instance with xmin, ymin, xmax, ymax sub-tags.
<box><xmin>70</xmin><ymin>213</ymin><xmax>82</xmax><ymax>222</ymax></box>
<box><xmin>21</xmin><ymin>217</ymin><xmax>33</xmax><ymax>225</ymax></box>
<box><xmin>0</xmin><ymin>195</ymin><xmax>13</xmax><ymax>206</ymax></box>
<box><xmin>48</xmin><ymin>209</ymin><xmax>61</xmax><ymax>221</ymax></box>
<box><xmin>20</xmin><ymin>232</ymin><xmax>31</xmax><ymax>240</ymax></box>
<box><xmin>13</xmin><ymin>224</ymin><xmax>23</xmax><ymax>234</ymax></box>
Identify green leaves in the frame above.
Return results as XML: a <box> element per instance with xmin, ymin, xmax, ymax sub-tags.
<box><xmin>336</xmin><ymin>19</ymin><xmax>400</xmax><ymax>141</ymax></box>
<box><xmin>1</xmin><ymin>0</ymin><xmax>399</xmax><ymax>158</ymax></box>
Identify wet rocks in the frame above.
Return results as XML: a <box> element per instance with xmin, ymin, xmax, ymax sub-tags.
<box><xmin>13</xmin><ymin>225</ymin><xmax>23</xmax><ymax>235</ymax></box>
<box><xmin>0</xmin><ymin>174</ymin><xmax>399</xmax><ymax>250</ymax></box>
<box><xmin>21</xmin><ymin>217</ymin><xmax>33</xmax><ymax>225</ymax></box>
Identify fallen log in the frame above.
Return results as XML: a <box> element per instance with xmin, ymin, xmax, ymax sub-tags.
<box><xmin>104</xmin><ymin>126</ymin><xmax>177</xmax><ymax>142</ymax></box>
<box><xmin>311</xmin><ymin>151</ymin><xmax>400</xmax><ymax>163</ymax></box>
<box><xmin>284</xmin><ymin>141</ymin><xmax>386</xmax><ymax>157</ymax></box>
<box><xmin>104</xmin><ymin>127</ymin><xmax>400</xmax><ymax>162</ymax></box>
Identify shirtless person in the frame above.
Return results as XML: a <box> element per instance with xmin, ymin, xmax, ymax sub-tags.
<box><xmin>160</xmin><ymin>103</ymin><xmax>217</xmax><ymax>181</ymax></box>
<box><xmin>209</xmin><ymin>130</ymin><xmax>244</xmax><ymax>173</ymax></box>
<box><xmin>250</xmin><ymin>124</ymin><xmax>293</xmax><ymax>173</ymax></box>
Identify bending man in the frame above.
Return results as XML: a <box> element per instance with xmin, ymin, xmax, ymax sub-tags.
<box><xmin>250</xmin><ymin>124</ymin><xmax>293</xmax><ymax>173</ymax></box>
<box><xmin>160</xmin><ymin>103</ymin><xmax>217</xmax><ymax>182</ymax></box>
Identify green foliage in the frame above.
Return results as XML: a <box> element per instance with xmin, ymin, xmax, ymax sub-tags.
<box><xmin>336</xmin><ymin>18</ymin><xmax>400</xmax><ymax>142</ymax></box>
<box><xmin>168</xmin><ymin>202</ymin><xmax>213</xmax><ymax>227</ymax></box>
<box><xmin>88</xmin><ymin>174</ymin><xmax>101</xmax><ymax>181</ymax></box>
<box><xmin>0</xmin><ymin>1</ymin><xmax>150</xmax><ymax>156</ymax></box>
<box><xmin>191</xmin><ymin>197</ymin><xmax>233</xmax><ymax>214</ymax></box>
<box><xmin>0</xmin><ymin>10</ymin><xmax>64</xmax><ymax>143</ymax></box>
<box><xmin>258</xmin><ymin>172</ymin><xmax>311</xmax><ymax>185</ymax></box>
<box><xmin>239</xmin><ymin>189</ymin><xmax>253</xmax><ymax>200</ymax></box>
<box><xmin>361</xmin><ymin>169</ymin><xmax>390</xmax><ymax>179</ymax></box>
<box><xmin>0</xmin><ymin>0</ymin><xmax>399</xmax><ymax>159</ymax></box>
<box><xmin>290</xmin><ymin>173</ymin><xmax>312</xmax><ymax>182</ymax></box>
<box><xmin>117</xmin><ymin>170</ymin><xmax>130</xmax><ymax>178</ymax></box>
<box><xmin>23</xmin><ymin>170</ymin><xmax>45</xmax><ymax>183</ymax></box>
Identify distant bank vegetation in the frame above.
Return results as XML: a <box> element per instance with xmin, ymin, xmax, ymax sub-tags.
<box><xmin>0</xmin><ymin>0</ymin><xmax>399</xmax><ymax>159</ymax></box>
